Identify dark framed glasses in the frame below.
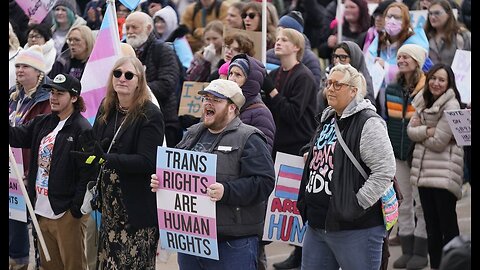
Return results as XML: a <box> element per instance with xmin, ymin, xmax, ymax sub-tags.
<box><xmin>242</xmin><ymin>12</ymin><xmax>257</xmax><ymax>19</ymax></box>
<box><xmin>113</xmin><ymin>69</ymin><xmax>138</xmax><ymax>80</ymax></box>
<box><xmin>332</xmin><ymin>54</ymin><xmax>350</xmax><ymax>61</ymax></box>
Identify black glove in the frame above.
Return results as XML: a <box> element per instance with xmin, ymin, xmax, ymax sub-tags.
<box><xmin>71</xmin><ymin>140</ymin><xmax>106</xmax><ymax>165</ymax></box>
<box><xmin>78</xmin><ymin>129</ymin><xmax>97</xmax><ymax>152</ymax></box>
<box><xmin>262</xmin><ymin>75</ymin><xmax>276</xmax><ymax>95</ymax></box>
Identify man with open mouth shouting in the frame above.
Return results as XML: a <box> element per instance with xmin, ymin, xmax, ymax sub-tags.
<box><xmin>151</xmin><ymin>79</ymin><xmax>275</xmax><ymax>270</ymax></box>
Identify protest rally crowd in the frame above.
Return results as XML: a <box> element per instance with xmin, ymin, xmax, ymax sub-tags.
<box><xmin>9</xmin><ymin>0</ymin><xmax>471</xmax><ymax>269</ymax></box>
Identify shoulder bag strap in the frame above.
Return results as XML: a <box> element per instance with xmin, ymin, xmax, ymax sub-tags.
<box><xmin>334</xmin><ymin>120</ymin><xmax>368</xmax><ymax>180</ymax></box>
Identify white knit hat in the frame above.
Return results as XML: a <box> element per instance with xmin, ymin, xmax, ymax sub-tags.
<box><xmin>397</xmin><ymin>44</ymin><xmax>427</xmax><ymax>68</ymax></box>
<box><xmin>15</xmin><ymin>45</ymin><xmax>46</xmax><ymax>73</ymax></box>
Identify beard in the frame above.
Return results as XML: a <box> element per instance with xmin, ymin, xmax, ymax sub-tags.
<box><xmin>202</xmin><ymin>104</ymin><xmax>231</xmax><ymax>132</ymax></box>
<box><xmin>127</xmin><ymin>32</ymin><xmax>149</xmax><ymax>49</ymax></box>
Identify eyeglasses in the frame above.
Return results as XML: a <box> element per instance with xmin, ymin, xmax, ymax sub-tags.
<box><xmin>332</xmin><ymin>54</ymin><xmax>350</xmax><ymax>61</ymax></box>
<box><xmin>428</xmin><ymin>10</ymin><xmax>445</xmax><ymax>17</ymax></box>
<box><xmin>28</xmin><ymin>34</ymin><xmax>44</xmax><ymax>40</ymax></box>
<box><xmin>66</xmin><ymin>37</ymin><xmax>82</xmax><ymax>44</ymax></box>
<box><xmin>385</xmin><ymin>14</ymin><xmax>402</xmax><ymax>20</ymax></box>
<box><xmin>241</xmin><ymin>12</ymin><xmax>257</xmax><ymax>19</ymax></box>
<box><xmin>325</xmin><ymin>80</ymin><xmax>351</xmax><ymax>91</ymax></box>
<box><xmin>223</xmin><ymin>45</ymin><xmax>240</xmax><ymax>54</ymax></box>
<box><xmin>113</xmin><ymin>69</ymin><xmax>138</xmax><ymax>80</ymax></box>
<box><xmin>201</xmin><ymin>96</ymin><xmax>226</xmax><ymax>104</ymax></box>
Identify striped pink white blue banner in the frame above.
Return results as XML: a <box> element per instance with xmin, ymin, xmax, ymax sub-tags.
<box><xmin>80</xmin><ymin>2</ymin><xmax>121</xmax><ymax>124</ymax></box>
<box><xmin>275</xmin><ymin>164</ymin><xmax>303</xmax><ymax>200</ymax></box>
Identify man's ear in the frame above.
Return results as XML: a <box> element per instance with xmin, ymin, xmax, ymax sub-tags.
<box><xmin>228</xmin><ymin>103</ymin><xmax>237</xmax><ymax>113</ymax></box>
<box><xmin>146</xmin><ymin>23</ymin><xmax>153</xmax><ymax>34</ymax></box>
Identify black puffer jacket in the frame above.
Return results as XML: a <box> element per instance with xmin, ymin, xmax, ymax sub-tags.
<box><xmin>134</xmin><ymin>33</ymin><xmax>180</xmax><ymax>126</ymax></box>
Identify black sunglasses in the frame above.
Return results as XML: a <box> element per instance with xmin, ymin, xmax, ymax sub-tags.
<box><xmin>113</xmin><ymin>69</ymin><xmax>138</xmax><ymax>80</ymax></box>
<box><xmin>242</xmin><ymin>12</ymin><xmax>257</xmax><ymax>19</ymax></box>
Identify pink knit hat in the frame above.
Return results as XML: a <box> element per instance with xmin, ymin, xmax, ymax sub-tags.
<box><xmin>218</xmin><ymin>61</ymin><xmax>230</xmax><ymax>77</ymax></box>
<box><xmin>15</xmin><ymin>45</ymin><xmax>46</xmax><ymax>73</ymax></box>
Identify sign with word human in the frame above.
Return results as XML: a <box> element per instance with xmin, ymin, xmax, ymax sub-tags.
<box><xmin>178</xmin><ymin>82</ymin><xmax>210</xmax><ymax>118</ymax></box>
<box><xmin>156</xmin><ymin>147</ymin><xmax>219</xmax><ymax>260</ymax></box>
<box><xmin>444</xmin><ymin>109</ymin><xmax>471</xmax><ymax>146</ymax></box>
<box><xmin>9</xmin><ymin>148</ymin><xmax>27</xmax><ymax>222</ymax></box>
<box><xmin>263</xmin><ymin>152</ymin><xmax>306</xmax><ymax>246</ymax></box>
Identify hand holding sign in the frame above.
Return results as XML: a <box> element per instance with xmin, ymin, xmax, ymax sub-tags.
<box><xmin>207</xmin><ymin>183</ymin><xmax>224</xmax><ymax>201</ymax></box>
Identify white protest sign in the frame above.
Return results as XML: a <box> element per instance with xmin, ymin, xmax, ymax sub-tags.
<box><xmin>9</xmin><ymin>148</ymin><xmax>27</xmax><ymax>222</ymax></box>
<box><xmin>263</xmin><ymin>152</ymin><xmax>306</xmax><ymax>247</ymax></box>
<box><xmin>451</xmin><ymin>49</ymin><xmax>471</xmax><ymax>104</ymax></box>
<box><xmin>156</xmin><ymin>147</ymin><xmax>219</xmax><ymax>260</ymax></box>
<box><xmin>367</xmin><ymin>61</ymin><xmax>385</xmax><ymax>99</ymax></box>
<box><xmin>15</xmin><ymin>0</ymin><xmax>57</xmax><ymax>24</ymax></box>
<box><xmin>444</xmin><ymin>109</ymin><xmax>471</xmax><ymax>146</ymax></box>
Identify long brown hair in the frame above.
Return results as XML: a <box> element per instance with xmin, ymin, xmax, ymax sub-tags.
<box><xmin>424</xmin><ymin>0</ymin><xmax>465</xmax><ymax>47</ymax></box>
<box><xmin>99</xmin><ymin>56</ymin><xmax>151</xmax><ymax>126</ymax></box>
<box><xmin>242</xmin><ymin>2</ymin><xmax>278</xmax><ymax>48</ymax></box>
<box><xmin>423</xmin><ymin>63</ymin><xmax>462</xmax><ymax>108</ymax></box>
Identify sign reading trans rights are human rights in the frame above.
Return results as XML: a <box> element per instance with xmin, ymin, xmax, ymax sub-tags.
<box><xmin>156</xmin><ymin>147</ymin><xmax>219</xmax><ymax>260</ymax></box>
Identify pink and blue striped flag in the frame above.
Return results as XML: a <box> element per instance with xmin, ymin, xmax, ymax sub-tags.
<box><xmin>119</xmin><ymin>0</ymin><xmax>141</xmax><ymax>10</ymax></box>
<box><xmin>80</xmin><ymin>2</ymin><xmax>121</xmax><ymax>124</ymax></box>
<box><xmin>275</xmin><ymin>165</ymin><xmax>303</xmax><ymax>200</ymax></box>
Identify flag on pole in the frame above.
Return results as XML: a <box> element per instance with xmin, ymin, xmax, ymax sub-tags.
<box><xmin>119</xmin><ymin>0</ymin><xmax>142</xmax><ymax>10</ymax></box>
<box><xmin>80</xmin><ymin>1</ymin><xmax>121</xmax><ymax>124</ymax></box>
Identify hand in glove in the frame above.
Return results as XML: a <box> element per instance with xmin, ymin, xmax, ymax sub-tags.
<box><xmin>262</xmin><ymin>75</ymin><xmax>276</xmax><ymax>95</ymax></box>
<box><xmin>71</xmin><ymin>138</ymin><xmax>106</xmax><ymax>165</ymax></box>
<box><xmin>202</xmin><ymin>43</ymin><xmax>217</xmax><ymax>63</ymax></box>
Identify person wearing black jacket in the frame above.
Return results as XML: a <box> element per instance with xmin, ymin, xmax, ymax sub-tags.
<box><xmin>263</xmin><ymin>27</ymin><xmax>317</xmax><ymax>270</ymax></box>
<box><xmin>72</xmin><ymin>56</ymin><xmax>165</xmax><ymax>269</ymax></box>
<box><xmin>125</xmin><ymin>11</ymin><xmax>181</xmax><ymax>147</ymax></box>
<box><xmin>151</xmin><ymin>79</ymin><xmax>275</xmax><ymax>269</ymax></box>
<box><xmin>9</xmin><ymin>73</ymin><xmax>94</xmax><ymax>270</ymax></box>
<box><xmin>263</xmin><ymin>28</ymin><xmax>317</xmax><ymax>158</ymax></box>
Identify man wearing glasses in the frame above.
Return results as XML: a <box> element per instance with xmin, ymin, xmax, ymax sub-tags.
<box><xmin>151</xmin><ymin>79</ymin><xmax>275</xmax><ymax>270</ymax></box>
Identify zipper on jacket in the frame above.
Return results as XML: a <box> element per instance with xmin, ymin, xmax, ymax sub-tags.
<box><xmin>400</xmin><ymin>89</ymin><xmax>409</xmax><ymax>158</ymax></box>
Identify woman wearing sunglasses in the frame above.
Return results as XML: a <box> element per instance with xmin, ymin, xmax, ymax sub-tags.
<box><xmin>82</xmin><ymin>56</ymin><xmax>165</xmax><ymax>269</ymax></box>
<box><xmin>241</xmin><ymin>1</ymin><xmax>279</xmax><ymax>50</ymax></box>
<box><xmin>424</xmin><ymin>0</ymin><xmax>471</xmax><ymax>66</ymax></box>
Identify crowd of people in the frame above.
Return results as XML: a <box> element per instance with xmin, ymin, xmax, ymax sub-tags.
<box><xmin>9</xmin><ymin>0</ymin><xmax>470</xmax><ymax>269</ymax></box>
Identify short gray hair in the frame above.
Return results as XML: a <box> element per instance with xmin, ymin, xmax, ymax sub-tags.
<box><xmin>329</xmin><ymin>64</ymin><xmax>366</xmax><ymax>100</ymax></box>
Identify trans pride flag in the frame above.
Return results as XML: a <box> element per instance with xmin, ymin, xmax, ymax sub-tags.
<box><xmin>275</xmin><ymin>165</ymin><xmax>303</xmax><ymax>200</ymax></box>
<box><xmin>80</xmin><ymin>1</ymin><xmax>121</xmax><ymax>124</ymax></box>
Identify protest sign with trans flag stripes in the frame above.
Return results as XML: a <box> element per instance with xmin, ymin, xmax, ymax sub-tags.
<box><xmin>275</xmin><ymin>164</ymin><xmax>303</xmax><ymax>200</ymax></box>
<box><xmin>80</xmin><ymin>1</ymin><xmax>121</xmax><ymax>124</ymax></box>
<box><xmin>119</xmin><ymin>0</ymin><xmax>141</xmax><ymax>10</ymax></box>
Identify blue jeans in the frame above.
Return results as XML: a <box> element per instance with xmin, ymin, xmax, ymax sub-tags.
<box><xmin>301</xmin><ymin>225</ymin><xmax>385</xmax><ymax>270</ymax></box>
<box><xmin>9</xmin><ymin>219</ymin><xmax>30</xmax><ymax>264</ymax></box>
<box><xmin>177</xmin><ymin>236</ymin><xmax>258</xmax><ymax>270</ymax></box>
